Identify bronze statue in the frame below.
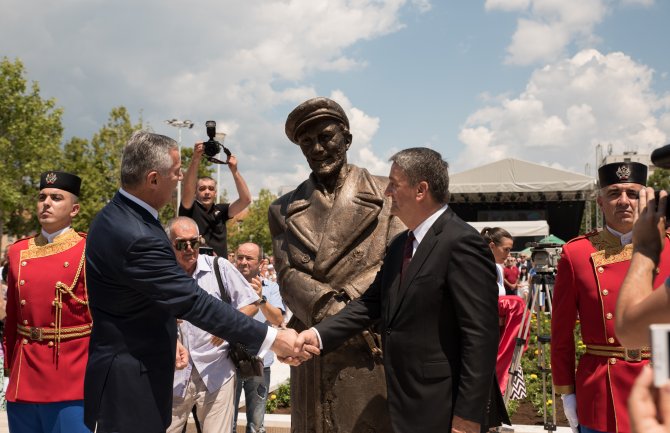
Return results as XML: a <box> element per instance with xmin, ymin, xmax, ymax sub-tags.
<box><xmin>269</xmin><ymin>97</ymin><xmax>404</xmax><ymax>432</ymax></box>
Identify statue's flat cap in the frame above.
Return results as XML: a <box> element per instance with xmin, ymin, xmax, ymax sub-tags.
<box><xmin>285</xmin><ymin>97</ymin><xmax>349</xmax><ymax>143</ymax></box>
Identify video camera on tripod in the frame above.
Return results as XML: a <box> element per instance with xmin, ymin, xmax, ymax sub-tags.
<box><xmin>528</xmin><ymin>242</ymin><xmax>563</xmax><ymax>275</ymax></box>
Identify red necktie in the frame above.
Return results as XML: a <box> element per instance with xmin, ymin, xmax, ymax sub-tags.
<box><xmin>401</xmin><ymin>231</ymin><xmax>415</xmax><ymax>281</ymax></box>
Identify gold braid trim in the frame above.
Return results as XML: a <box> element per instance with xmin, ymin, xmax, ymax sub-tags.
<box><xmin>54</xmin><ymin>245</ymin><xmax>88</xmax><ymax>358</ymax></box>
<box><xmin>20</xmin><ymin>229</ymin><xmax>83</xmax><ymax>260</ymax></box>
<box><xmin>589</xmin><ymin>230</ymin><xmax>633</xmax><ymax>267</ymax></box>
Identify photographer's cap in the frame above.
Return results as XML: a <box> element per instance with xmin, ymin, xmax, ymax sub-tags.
<box><xmin>285</xmin><ymin>97</ymin><xmax>349</xmax><ymax>144</ymax></box>
<box><xmin>598</xmin><ymin>161</ymin><xmax>647</xmax><ymax>188</ymax></box>
<box><xmin>40</xmin><ymin>171</ymin><xmax>82</xmax><ymax>197</ymax></box>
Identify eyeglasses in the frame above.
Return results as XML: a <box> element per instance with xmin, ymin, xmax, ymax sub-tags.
<box><xmin>174</xmin><ymin>237</ymin><xmax>201</xmax><ymax>251</ymax></box>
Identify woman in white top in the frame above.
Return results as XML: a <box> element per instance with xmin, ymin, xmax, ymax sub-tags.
<box><xmin>480</xmin><ymin>227</ymin><xmax>514</xmax><ymax>297</ymax></box>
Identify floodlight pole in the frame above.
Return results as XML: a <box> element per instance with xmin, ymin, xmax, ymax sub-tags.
<box><xmin>165</xmin><ymin>119</ymin><xmax>194</xmax><ymax>207</ymax></box>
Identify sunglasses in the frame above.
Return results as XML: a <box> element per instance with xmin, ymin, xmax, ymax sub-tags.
<box><xmin>174</xmin><ymin>237</ymin><xmax>201</xmax><ymax>251</ymax></box>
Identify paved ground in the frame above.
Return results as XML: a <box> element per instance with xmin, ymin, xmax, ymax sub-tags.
<box><xmin>0</xmin><ymin>361</ymin><xmax>573</xmax><ymax>433</ymax></box>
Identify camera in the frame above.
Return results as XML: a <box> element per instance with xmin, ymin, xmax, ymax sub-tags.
<box><xmin>199</xmin><ymin>246</ymin><xmax>215</xmax><ymax>256</ymax></box>
<box><xmin>528</xmin><ymin>242</ymin><xmax>562</xmax><ymax>275</ymax></box>
<box><xmin>651</xmin><ymin>323</ymin><xmax>670</xmax><ymax>386</ymax></box>
<box><xmin>651</xmin><ymin>143</ymin><xmax>670</xmax><ymax>219</ymax></box>
<box><xmin>203</xmin><ymin>120</ymin><xmax>231</xmax><ymax>164</ymax></box>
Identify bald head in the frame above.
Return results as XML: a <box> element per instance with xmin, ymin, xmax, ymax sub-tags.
<box><xmin>236</xmin><ymin>242</ymin><xmax>262</xmax><ymax>282</ymax></box>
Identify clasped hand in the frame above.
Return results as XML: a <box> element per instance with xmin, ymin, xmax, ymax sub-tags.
<box><xmin>272</xmin><ymin>328</ymin><xmax>321</xmax><ymax>366</ymax></box>
<box><xmin>272</xmin><ymin>328</ymin><xmax>320</xmax><ymax>366</ymax></box>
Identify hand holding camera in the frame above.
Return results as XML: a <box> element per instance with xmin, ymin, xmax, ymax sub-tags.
<box><xmin>633</xmin><ymin>187</ymin><xmax>667</xmax><ymax>267</ymax></box>
<box><xmin>203</xmin><ymin>120</ymin><xmax>232</xmax><ymax>164</ymax></box>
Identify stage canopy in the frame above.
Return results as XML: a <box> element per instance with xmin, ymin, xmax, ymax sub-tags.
<box><xmin>450</xmin><ymin>158</ymin><xmax>595</xmax><ymax>201</ymax></box>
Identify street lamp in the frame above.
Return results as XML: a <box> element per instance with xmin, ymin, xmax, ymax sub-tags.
<box><xmin>165</xmin><ymin>118</ymin><xmax>194</xmax><ymax>206</ymax></box>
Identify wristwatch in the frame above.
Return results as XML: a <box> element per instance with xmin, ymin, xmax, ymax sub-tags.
<box><xmin>259</xmin><ymin>295</ymin><xmax>267</xmax><ymax>305</ymax></box>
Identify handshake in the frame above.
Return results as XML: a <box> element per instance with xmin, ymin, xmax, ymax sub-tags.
<box><xmin>271</xmin><ymin>328</ymin><xmax>322</xmax><ymax>366</ymax></box>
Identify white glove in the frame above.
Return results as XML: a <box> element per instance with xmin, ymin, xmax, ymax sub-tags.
<box><xmin>561</xmin><ymin>393</ymin><xmax>579</xmax><ymax>433</ymax></box>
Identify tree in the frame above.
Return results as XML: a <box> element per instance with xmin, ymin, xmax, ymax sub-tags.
<box><xmin>63</xmin><ymin>107</ymin><xmax>143</xmax><ymax>231</ymax></box>
<box><xmin>227</xmin><ymin>189</ymin><xmax>277</xmax><ymax>256</ymax></box>
<box><xmin>0</xmin><ymin>57</ymin><xmax>64</xmax><ymax>249</ymax></box>
<box><xmin>647</xmin><ymin>168</ymin><xmax>670</xmax><ymax>191</ymax></box>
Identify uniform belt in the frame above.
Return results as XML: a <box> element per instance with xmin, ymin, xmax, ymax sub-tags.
<box><xmin>585</xmin><ymin>344</ymin><xmax>651</xmax><ymax>362</ymax></box>
<box><xmin>17</xmin><ymin>323</ymin><xmax>92</xmax><ymax>342</ymax></box>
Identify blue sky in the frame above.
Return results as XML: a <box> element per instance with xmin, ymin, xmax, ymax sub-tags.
<box><xmin>1</xmin><ymin>0</ymin><xmax>668</xmax><ymax>197</ymax></box>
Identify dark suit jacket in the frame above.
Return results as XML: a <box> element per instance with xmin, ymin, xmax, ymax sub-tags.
<box><xmin>84</xmin><ymin>192</ymin><xmax>267</xmax><ymax>433</ymax></box>
<box><xmin>315</xmin><ymin>208</ymin><xmax>508</xmax><ymax>432</ymax></box>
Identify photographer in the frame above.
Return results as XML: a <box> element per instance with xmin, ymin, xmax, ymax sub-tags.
<box><xmin>551</xmin><ymin>162</ymin><xmax>670</xmax><ymax>433</ymax></box>
<box><xmin>179</xmin><ymin>142</ymin><xmax>251</xmax><ymax>257</ymax></box>
<box><xmin>615</xmin><ymin>187</ymin><xmax>670</xmax><ymax>347</ymax></box>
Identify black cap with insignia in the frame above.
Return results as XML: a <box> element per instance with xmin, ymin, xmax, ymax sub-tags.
<box><xmin>597</xmin><ymin>162</ymin><xmax>647</xmax><ymax>188</ymax></box>
<box><xmin>39</xmin><ymin>171</ymin><xmax>82</xmax><ymax>197</ymax></box>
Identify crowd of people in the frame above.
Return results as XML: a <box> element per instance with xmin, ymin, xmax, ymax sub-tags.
<box><xmin>0</xmin><ymin>95</ymin><xmax>668</xmax><ymax>433</ymax></box>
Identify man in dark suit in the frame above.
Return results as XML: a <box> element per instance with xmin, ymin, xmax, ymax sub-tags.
<box><xmin>84</xmin><ymin>130</ymin><xmax>302</xmax><ymax>433</ymax></box>
<box><xmin>296</xmin><ymin>147</ymin><xmax>508</xmax><ymax>433</ymax></box>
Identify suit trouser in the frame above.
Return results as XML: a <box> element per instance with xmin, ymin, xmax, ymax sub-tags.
<box><xmin>7</xmin><ymin>400</ymin><xmax>91</xmax><ymax>433</ymax></box>
<box><xmin>167</xmin><ymin>368</ymin><xmax>236</xmax><ymax>433</ymax></box>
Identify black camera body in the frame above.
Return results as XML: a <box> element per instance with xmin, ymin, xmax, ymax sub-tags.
<box><xmin>651</xmin><ymin>143</ymin><xmax>670</xmax><ymax>218</ymax></box>
<box><xmin>203</xmin><ymin>120</ymin><xmax>231</xmax><ymax>163</ymax></box>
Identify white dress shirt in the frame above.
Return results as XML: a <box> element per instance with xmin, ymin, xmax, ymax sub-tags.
<box><xmin>173</xmin><ymin>255</ymin><xmax>259</xmax><ymax>396</ymax></box>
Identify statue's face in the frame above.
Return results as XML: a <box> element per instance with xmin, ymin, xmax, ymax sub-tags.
<box><xmin>296</xmin><ymin>119</ymin><xmax>351</xmax><ymax>181</ymax></box>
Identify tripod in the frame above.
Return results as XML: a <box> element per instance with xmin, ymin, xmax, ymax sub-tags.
<box><xmin>504</xmin><ymin>271</ymin><xmax>557</xmax><ymax>432</ymax></box>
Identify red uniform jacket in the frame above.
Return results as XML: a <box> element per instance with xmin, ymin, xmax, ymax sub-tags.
<box><xmin>2</xmin><ymin>229</ymin><xmax>92</xmax><ymax>403</ymax></box>
<box><xmin>551</xmin><ymin>229</ymin><xmax>670</xmax><ymax>433</ymax></box>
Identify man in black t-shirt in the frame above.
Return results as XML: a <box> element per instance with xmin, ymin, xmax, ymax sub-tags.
<box><xmin>178</xmin><ymin>142</ymin><xmax>251</xmax><ymax>257</ymax></box>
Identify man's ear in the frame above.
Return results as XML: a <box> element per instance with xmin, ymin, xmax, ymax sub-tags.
<box><xmin>344</xmin><ymin>131</ymin><xmax>353</xmax><ymax>151</ymax></box>
<box><xmin>416</xmin><ymin>181</ymin><xmax>429</xmax><ymax>199</ymax></box>
<box><xmin>147</xmin><ymin>171</ymin><xmax>159</xmax><ymax>187</ymax></box>
<box><xmin>70</xmin><ymin>202</ymin><xmax>80</xmax><ymax>219</ymax></box>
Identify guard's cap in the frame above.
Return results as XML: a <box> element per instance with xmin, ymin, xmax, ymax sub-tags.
<box><xmin>39</xmin><ymin>171</ymin><xmax>82</xmax><ymax>196</ymax></box>
<box><xmin>598</xmin><ymin>162</ymin><xmax>647</xmax><ymax>188</ymax></box>
<box><xmin>285</xmin><ymin>97</ymin><xmax>349</xmax><ymax>144</ymax></box>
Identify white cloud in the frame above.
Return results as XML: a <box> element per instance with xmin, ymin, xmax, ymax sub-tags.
<box><xmin>456</xmin><ymin>49</ymin><xmax>670</xmax><ymax>173</ymax></box>
<box><xmin>486</xmin><ymin>0</ymin><xmax>609</xmax><ymax>65</ymax></box>
<box><xmin>0</xmin><ymin>0</ymin><xmax>429</xmax><ymax>195</ymax></box>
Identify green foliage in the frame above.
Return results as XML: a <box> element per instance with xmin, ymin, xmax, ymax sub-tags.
<box><xmin>0</xmin><ymin>57</ymin><xmax>64</xmax><ymax>241</ymax></box>
<box><xmin>519</xmin><ymin>310</ymin><xmax>584</xmax><ymax>417</ymax></box>
<box><xmin>181</xmin><ymin>147</ymin><xmax>214</xmax><ymax>179</ymax></box>
<box><xmin>63</xmin><ymin>107</ymin><xmax>143</xmax><ymax>231</ymax></box>
<box><xmin>228</xmin><ymin>189</ymin><xmax>277</xmax><ymax>255</ymax></box>
<box><xmin>648</xmin><ymin>168</ymin><xmax>670</xmax><ymax>191</ymax></box>
<box><xmin>266</xmin><ymin>380</ymin><xmax>290</xmax><ymax>413</ymax></box>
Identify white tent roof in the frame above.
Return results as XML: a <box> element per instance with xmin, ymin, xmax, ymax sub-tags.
<box><xmin>468</xmin><ymin>220</ymin><xmax>549</xmax><ymax>237</ymax></box>
<box><xmin>450</xmin><ymin>158</ymin><xmax>595</xmax><ymax>194</ymax></box>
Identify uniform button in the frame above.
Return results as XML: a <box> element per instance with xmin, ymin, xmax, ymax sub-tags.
<box><xmin>47</xmin><ymin>342</ymin><xmax>54</xmax><ymax>347</ymax></box>
<box><xmin>21</xmin><ymin>261</ymin><xmax>27</xmax><ymax>266</ymax></box>
<box><xmin>63</xmin><ymin>261</ymin><xmax>69</xmax><ymax>268</ymax></box>
<box><xmin>19</xmin><ymin>280</ymin><xmax>25</xmax><ymax>286</ymax></box>
<box><xmin>20</xmin><ymin>300</ymin><xmax>26</xmax><ymax>306</ymax></box>
<box><xmin>606</xmin><ymin>313</ymin><xmax>613</xmax><ymax>320</ymax></box>
<box><xmin>598</xmin><ymin>267</ymin><xmax>604</xmax><ymax>273</ymax></box>
<box><xmin>22</xmin><ymin>339</ymin><xmax>28</xmax><ymax>345</ymax></box>
<box><xmin>608</xmin><ymin>337</ymin><xmax>615</xmax><ymax>344</ymax></box>
<box><xmin>609</xmin><ymin>358</ymin><xmax>617</xmax><ymax>365</ymax></box>
<box><xmin>50</xmin><ymin>322</ymin><xmax>55</xmax><ymax>327</ymax></box>
<box><xmin>22</xmin><ymin>320</ymin><xmax>28</xmax><ymax>325</ymax></box>
<box><xmin>602</xmin><ymin>290</ymin><xmax>609</xmax><ymax>296</ymax></box>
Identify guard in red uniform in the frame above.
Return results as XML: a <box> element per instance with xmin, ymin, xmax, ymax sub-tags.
<box><xmin>551</xmin><ymin>161</ymin><xmax>670</xmax><ymax>433</ymax></box>
<box><xmin>2</xmin><ymin>171</ymin><xmax>92</xmax><ymax>433</ymax></box>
